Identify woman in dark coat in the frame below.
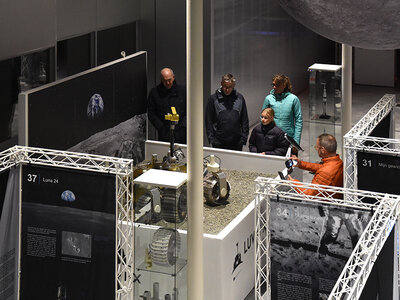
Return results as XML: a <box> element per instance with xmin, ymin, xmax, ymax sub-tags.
<box><xmin>249</xmin><ymin>108</ymin><xmax>289</xmax><ymax>156</ymax></box>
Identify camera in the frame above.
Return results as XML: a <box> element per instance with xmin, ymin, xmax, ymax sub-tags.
<box><xmin>285</xmin><ymin>159</ymin><xmax>294</xmax><ymax>169</ymax></box>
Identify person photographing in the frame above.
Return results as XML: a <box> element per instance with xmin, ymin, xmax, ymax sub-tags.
<box><xmin>288</xmin><ymin>133</ymin><xmax>343</xmax><ymax>196</ymax></box>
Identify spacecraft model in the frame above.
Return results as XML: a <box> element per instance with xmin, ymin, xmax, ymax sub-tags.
<box><xmin>319</xmin><ymin>82</ymin><xmax>330</xmax><ymax>119</ymax></box>
<box><xmin>203</xmin><ymin>155</ymin><xmax>231</xmax><ymax>205</ymax></box>
<box><xmin>134</xmin><ymin>185</ymin><xmax>187</xmax><ymax>224</ymax></box>
<box><xmin>149</xmin><ymin>228</ymin><xmax>181</xmax><ymax>266</ymax></box>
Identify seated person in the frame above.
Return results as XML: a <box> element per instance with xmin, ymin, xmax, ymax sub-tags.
<box><xmin>288</xmin><ymin>133</ymin><xmax>343</xmax><ymax>196</ymax></box>
<box><xmin>248</xmin><ymin>108</ymin><xmax>289</xmax><ymax>156</ymax></box>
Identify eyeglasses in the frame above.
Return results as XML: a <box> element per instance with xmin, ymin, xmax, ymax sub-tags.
<box><xmin>271</xmin><ymin>82</ymin><xmax>281</xmax><ymax>87</ymax></box>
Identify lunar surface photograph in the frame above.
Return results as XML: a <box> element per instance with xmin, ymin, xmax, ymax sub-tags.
<box><xmin>269</xmin><ymin>198</ymin><xmax>371</xmax><ymax>299</ymax></box>
<box><xmin>62</xmin><ymin>231</ymin><xmax>92</xmax><ymax>258</ymax></box>
<box><xmin>68</xmin><ymin>113</ymin><xmax>146</xmax><ymax>163</ymax></box>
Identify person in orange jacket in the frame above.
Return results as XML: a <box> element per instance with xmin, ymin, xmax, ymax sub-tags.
<box><xmin>288</xmin><ymin>133</ymin><xmax>343</xmax><ymax>195</ymax></box>
<box><xmin>288</xmin><ymin>134</ymin><xmax>363</xmax><ymax>255</ymax></box>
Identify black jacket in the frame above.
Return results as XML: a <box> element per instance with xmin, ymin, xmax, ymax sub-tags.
<box><xmin>147</xmin><ymin>81</ymin><xmax>186</xmax><ymax>143</ymax></box>
<box><xmin>205</xmin><ymin>88</ymin><xmax>249</xmax><ymax>151</ymax></box>
<box><xmin>248</xmin><ymin>122</ymin><xmax>289</xmax><ymax>156</ymax></box>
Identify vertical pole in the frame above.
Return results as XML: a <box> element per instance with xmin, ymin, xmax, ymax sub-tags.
<box><xmin>187</xmin><ymin>0</ymin><xmax>204</xmax><ymax>300</ymax></box>
<box><xmin>342</xmin><ymin>44</ymin><xmax>352</xmax><ymax>140</ymax></box>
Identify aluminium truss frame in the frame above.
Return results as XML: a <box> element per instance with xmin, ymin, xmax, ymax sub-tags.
<box><xmin>343</xmin><ymin>94</ymin><xmax>396</xmax><ymax>190</ymax></box>
<box><xmin>0</xmin><ymin>145</ymin><xmax>134</xmax><ymax>300</ymax></box>
<box><xmin>254</xmin><ymin>177</ymin><xmax>400</xmax><ymax>300</ymax></box>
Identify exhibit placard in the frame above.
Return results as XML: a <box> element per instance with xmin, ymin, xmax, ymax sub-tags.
<box><xmin>20</xmin><ymin>165</ymin><xmax>116</xmax><ymax>300</ymax></box>
<box><xmin>269</xmin><ymin>197</ymin><xmax>371</xmax><ymax>300</ymax></box>
<box><xmin>357</xmin><ymin>151</ymin><xmax>400</xmax><ymax>195</ymax></box>
<box><xmin>356</xmin><ymin>151</ymin><xmax>398</xmax><ymax>299</ymax></box>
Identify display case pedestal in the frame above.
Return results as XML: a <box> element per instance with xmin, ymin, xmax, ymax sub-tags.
<box><xmin>308</xmin><ymin>63</ymin><xmax>342</xmax><ymax>162</ymax></box>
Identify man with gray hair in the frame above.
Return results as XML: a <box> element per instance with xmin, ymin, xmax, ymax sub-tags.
<box><xmin>148</xmin><ymin>68</ymin><xmax>186</xmax><ymax>143</ymax></box>
<box><xmin>288</xmin><ymin>133</ymin><xmax>343</xmax><ymax>195</ymax></box>
<box><xmin>205</xmin><ymin>74</ymin><xmax>249</xmax><ymax>151</ymax></box>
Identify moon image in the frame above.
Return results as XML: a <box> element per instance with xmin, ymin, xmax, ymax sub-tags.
<box><xmin>279</xmin><ymin>0</ymin><xmax>400</xmax><ymax>49</ymax></box>
<box><xmin>61</xmin><ymin>190</ymin><xmax>76</xmax><ymax>202</ymax></box>
<box><xmin>87</xmin><ymin>93</ymin><xmax>104</xmax><ymax>119</ymax></box>
<box><xmin>68</xmin><ymin>114</ymin><xmax>146</xmax><ymax>163</ymax></box>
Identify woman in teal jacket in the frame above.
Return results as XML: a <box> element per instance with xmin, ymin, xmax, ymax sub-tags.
<box><xmin>262</xmin><ymin>74</ymin><xmax>303</xmax><ymax>145</ymax></box>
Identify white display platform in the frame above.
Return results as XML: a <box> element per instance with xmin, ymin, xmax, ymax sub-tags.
<box><xmin>308</xmin><ymin>63</ymin><xmax>342</xmax><ymax>72</ymax></box>
<box><xmin>134</xmin><ymin>169</ymin><xmax>187</xmax><ymax>189</ymax></box>
<box><xmin>139</xmin><ymin>140</ymin><xmax>303</xmax><ymax>299</ymax></box>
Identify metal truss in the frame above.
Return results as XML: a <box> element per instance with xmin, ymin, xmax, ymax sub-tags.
<box><xmin>0</xmin><ymin>145</ymin><xmax>135</xmax><ymax>300</ymax></box>
<box><xmin>329</xmin><ymin>194</ymin><xmax>399</xmax><ymax>300</ymax></box>
<box><xmin>0</xmin><ymin>145</ymin><xmax>132</xmax><ymax>175</ymax></box>
<box><xmin>116</xmin><ymin>174</ymin><xmax>134</xmax><ymax>300</ymax></box>
<box><xmin>254</xmin><ymin>177</ymin><xmax>400</xmax><ymax>300</ymax></box>
<box><xmin>345</xmin><ymin>94</ymin><xmax>395</xmax><ymax>139</ymax></box>
<box><xmin>344</xmin><ymin>94</ymin><xmax>396</xmax><ymax>190</ymax></box>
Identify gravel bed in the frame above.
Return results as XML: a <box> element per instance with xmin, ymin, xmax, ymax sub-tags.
<box><xmin>156</xmin><ymin>169</ymin><xmax>274</xmax><ymax>235</ymax></box>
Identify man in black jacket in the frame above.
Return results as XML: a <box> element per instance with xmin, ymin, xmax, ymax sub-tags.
<box><xmin>205</xmin><ymin>74</ymin><xmax>249</xmax><ymax>151</ymax></box>
<box><xmin>148</xmin><ymin>68</ymin><xmax>186</xmax><ymax>143</ymax></box>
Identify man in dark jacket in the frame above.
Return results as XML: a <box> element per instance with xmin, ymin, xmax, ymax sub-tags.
<box><xmin>148</xmin><ymin>68</ymin><xmax>186</xmax><ymax>143</ymax></box>
<box><xmin>205</xmin><ymin>74</ymin><xmax>249</xmax><ymax>151</ymax></box>
<box><xmin>249</xmin><ymin>108</ymin><xmax>289</xmax><ymax>156</ymax></box>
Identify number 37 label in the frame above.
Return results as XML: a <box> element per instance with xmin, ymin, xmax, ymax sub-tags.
<box><xmin>26</xmin><ymin>173</ymin><xmax>59</xmax><ymax>184</ymax></box>
<box><xmin>27</xmin><ymin>173</ymin><xmax>37</xmax><ymax>182</ymax></box>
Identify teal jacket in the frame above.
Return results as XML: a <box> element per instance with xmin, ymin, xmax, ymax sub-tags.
<box><xmin>262</xmin><ymin>90</ymin><xmax>302</xmax><ymax>144</ymax></box>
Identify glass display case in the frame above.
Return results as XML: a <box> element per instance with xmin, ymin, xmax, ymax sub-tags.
<box><xmin>308</xmin><ymin>63</ymin><xmax>342</xmax><ymax>163</ymax></box>
<box><xmin>133</xmin><ymin>169</ymin><xmax>188</xmax><ymax>300</ymax></box>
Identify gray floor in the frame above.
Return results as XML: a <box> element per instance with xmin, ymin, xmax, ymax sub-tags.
<box><xmin>244</xmin><ymin>83</ymin><xmax>400</xmax><ymax>300</ymax></box>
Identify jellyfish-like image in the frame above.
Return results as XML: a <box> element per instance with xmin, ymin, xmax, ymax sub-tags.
<box><xmin>87</xmin><ymin>93</ymin><xmax>104</xmax><ymax>119</ymax></box>
<box><xmin>61</xmin><ymin>190</ymin><xmax>76</xmax><ymax>202</ymax></box>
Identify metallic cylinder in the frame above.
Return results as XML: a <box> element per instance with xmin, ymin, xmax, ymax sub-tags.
<box><xmin>153</xmin><ymin>282</ymin><xmax>159</xmax><ymax>300</ymax></box>
<box><xmin>186</xmin><ymin>0</ymin><xmax>204</xmax><ymax>300</ymax></box>
<box><xmin>342</xmin><ymin>44</ymin><xmax>352</xmax><ymax>143</ymax></box>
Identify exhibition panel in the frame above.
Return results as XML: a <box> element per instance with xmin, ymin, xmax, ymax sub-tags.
<box><xmin>20</xmin><ymin>165</ymin><xmax>116</xmax><ymax>299</ymax></box>
<box><xmin>254</xmin><ymin>177</ymin><xmax>400</xmax><ymax>300</ymax></box>
<box><xmin>18</xmin><ymin>51</ymin><xmax>147</xmax><ymax>161</ymax></box>
<box><xmin>0</xmin><ymin>146</ymin><xmax>134</xmax><ymax>300</ymax></box>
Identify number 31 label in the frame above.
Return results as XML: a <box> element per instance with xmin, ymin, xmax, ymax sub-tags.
<box><xmin>362</xmin><ymin>159</ymin><xmax>372</xmax><ymax>167</ymax></box>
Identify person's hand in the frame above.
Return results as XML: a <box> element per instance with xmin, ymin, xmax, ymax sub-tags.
<box><xmin>290</xmin><ymin>154</ymin><xmax>300</xmax><ymax>166</ymax></box>
<box><xmin>261</xmin><ymin>152</ymin><xmax>266</xmax><ymax>155</ymax></box>
<box><xmin>287</xmin><ymin>175</ymin><xmax>294</xmax><ymax>181</ymax></box>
